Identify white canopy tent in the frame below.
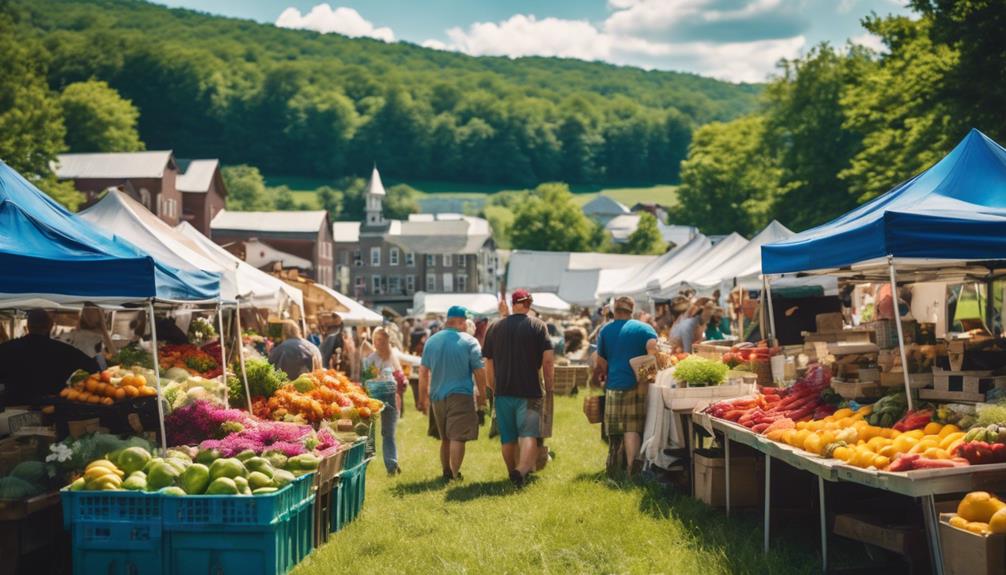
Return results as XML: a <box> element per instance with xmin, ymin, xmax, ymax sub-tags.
<box><xmin>599</xmin><ymin>234</ymin><xmax>712</xmax><ymax>299</ymax></box>
<box><xmin>688</xmin><ymin>221</ymin><xmax>793</xmax><ymax>292</ymax></box>
<box><xmin>175</xmin><ymin>222</ymin><xmax>304</xmax><ymax>314</ymax></box>
<box><xmin>654</xmin><ymin>232</ymin><xmax>749</xmax><ymax>297</ymax></box>
<box><xmin>511</xmin><ymin>292</ymin><xmax>571</xmax><ymax>315</ymax></box>
<box><xmin>412</xmin><ymin>292</ymin><xmax>499</xmax><ymax>317</ymax></box>
<box><xmin>558</xmin><ymin>268</ymin><xmax>627</xmax><ymax>307</ymax></box>
<box><xmin>314</xmin><ymin>284</ymin><xmax>383</xmax><ymax>326</ymax></box>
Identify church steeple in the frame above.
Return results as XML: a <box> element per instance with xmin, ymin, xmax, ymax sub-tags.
<box><xmin>365</xmin><ymin>164</ymin><xmax>386</xmax><ymax>227</ymax></box>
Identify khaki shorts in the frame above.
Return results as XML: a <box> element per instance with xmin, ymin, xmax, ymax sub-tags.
<box><xmin>433</xmin><ymin>393</ymin><xmax>479</xmax><ymax>442</ymax></box>
<box><xmin>604</xmin><ymin>386</ymin><xmax>647</xmax><ymax>435</ymax></box>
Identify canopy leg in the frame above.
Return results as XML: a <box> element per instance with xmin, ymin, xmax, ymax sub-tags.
<box><xmin>763</xmin><ymin>275</ymin><xmax>777</xmax><ymax>345</ymax></box>
<box><xmin>234</xmin><ymin>300</ymin><xmax>253</xmax><ymax>413</ymax></box>
<box><xmin>763</xmin><ymin>453</ymin><xmax>771</xmax><ymax>554</ymax></box>
<box><xmin>147</xmin><ymin>302</ymin><xmax>168</xmax><ymax>454</ymax></box>
<box><xmin>216</xmin><ymin>304</ymin><xmax>228</xmax><ymax>406</ymax></box>
<box><xmin>888</xmin><ymin>257</ymin><xmax>914</xmax><ymax>412</ymax></box>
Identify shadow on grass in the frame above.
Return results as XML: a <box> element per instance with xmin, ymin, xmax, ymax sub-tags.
<box><xmin>389</xmin><ymin>477</ymin><xmax>447</xmax><ymax>498</ymax></box>
<box><xmin>444</xmin><ymin>478</ymin><xmax>518</xmax><ymax>503</ymax></box>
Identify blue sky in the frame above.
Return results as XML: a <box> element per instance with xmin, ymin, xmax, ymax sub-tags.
<box><xmin>153</xmin><ymin>0</ymin><xmax>911</xmax><ymax>83</ymax></box>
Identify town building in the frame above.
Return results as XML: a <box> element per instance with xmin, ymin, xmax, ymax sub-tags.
<box><xmin>53</xmin><ymin>151</ymin><xmax>227</xmax><ymax>234</ymax></box>
<box><xmin>581</xmin><ymin>195</ymin><xmax>630</xmax><ymax>226</ymax></box>
<box><xmin>333</xmin><ymin>167</ymin><xmax>497</xmax><ymax>313</ymax></box>
<box><xmin>211</xmin><ymin>210</ymin><xmax>334</xmax><ymax>287</ymax></box>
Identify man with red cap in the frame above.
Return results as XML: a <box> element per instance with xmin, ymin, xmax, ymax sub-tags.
<box><xmin>482</xmin><ymin>289</ymin><xmax>554</xmax><ymax>487</ymax></box>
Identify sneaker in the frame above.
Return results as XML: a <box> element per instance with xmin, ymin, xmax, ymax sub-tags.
<box><xmin>509</xmin><ymin>469</ymin><xmax>525</xmax><ymax>488</ymax></box>
<box><xmin>442</xmin><ymin>469</ymin><xmax>453</xmax><ymax>482</ymax></box>
<box><xmin>452</xmin><ymin>471</ymin><xmax>464</xmax><ymax>482</ymax></box>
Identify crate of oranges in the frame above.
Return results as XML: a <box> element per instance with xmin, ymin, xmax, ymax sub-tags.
<box><xmin>60</xmin><ymin>366</ymin><xmax>160</xmax><ymax>406</ymax></box>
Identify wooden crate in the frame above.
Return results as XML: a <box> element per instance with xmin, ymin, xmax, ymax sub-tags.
<box><xmin>832</xmin><ymin>379</ymin><xmax>884</xmax><ymax>400</ymax></box>
<box><xmin>919</xmin><ymin>369</ymin><xmax>1006</xmax><ymax>403</ymax></box>
<box><xmin>879</xmin><ymin>371</ymin><xmax>933</xmax><ymax>389</ymax></box>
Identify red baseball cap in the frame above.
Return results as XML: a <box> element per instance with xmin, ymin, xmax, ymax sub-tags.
<box><xmin>511</xmin><ymin>289</ymin><xmax>533</xmax><ymax>305</ymax></box>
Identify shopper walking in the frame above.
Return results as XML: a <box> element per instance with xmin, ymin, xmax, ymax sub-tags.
<box><xmin>364</xmin><ymin>327</ymin><xmax>404</xmax><ymax>476</ymax></box>
<box><xmin>268</xmin><ymin>320</ymin><xmax>322</xmax><ymax>379</ymax></box>
<box><xmin>418</xmin><ymin>306</ymin><xmax>487</xmax><ymax>482</ymax></box>
<box><xmin>482</xmin><ymin>289</ymin><xmax>554</xmax><ymax>487</ymax></box>
<box><xmin>596</xmin><ymin>296</ymin><xmax>658</xmax><ymax>478</ymax></box>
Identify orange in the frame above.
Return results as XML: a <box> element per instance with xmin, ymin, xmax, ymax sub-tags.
<box><xmin>100</xmin><ymin>397</ymin><xmax>114</xmax><ymax>406</ymax></box>
<box><xmin>923</xmin><ymin>422</ymin><xmax>943</xmax><ymax>436</ymax></box>
<box><xmin>123</xmin><ymin>386</ymin><xmax>139</xmax><ymax>398</ymax></box>
<box><xmin>87</xmin><ymin>395</ymin><xmax>101</xmax><ymax>404</ymax></box>
<box><xmin>989</xmin><ymin>508</ymin><xmax>1006</xmax><ymax>534</ymax></box>
<box><xmin>113</xmin><ymin>388</ymin><xmax>126</xmax><ymax>401</ymax></box>
<box><xmin>958</xmin><ymin>492</ymin><xmax>1006</xmax><ymax>523</ymax></box>
<box><xmin>949</xmin><ymin>515</ymin><xmax>969</xmax><ymax>529</ymax></box>
<box><xmin>939</xmin><ymin>424</ymin><xmax>961</xmax><ymax>438</ymax></box>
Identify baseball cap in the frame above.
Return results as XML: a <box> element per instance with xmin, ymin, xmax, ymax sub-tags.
<box><xmin>614</xmin><ymin>296</ymin><xmax>635</xmax><ymax>313</ymax></box>
<box><xmin>511</xmin><ymin>289</ymin><xmax>533</xmax><ymax>305</ymax></box>
<box><xmin>447</xmin><ymin>305</ymin><xmax>469</xmax><ymax>319</ymax></box>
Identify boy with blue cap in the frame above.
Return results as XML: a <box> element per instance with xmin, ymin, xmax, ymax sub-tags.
<box><xmin>419</xmin><ymin>305</ymin><xmax>487</xmax><ymax>481</ymax></box>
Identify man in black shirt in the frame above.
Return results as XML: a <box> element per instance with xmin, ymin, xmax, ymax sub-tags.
<box><xmin>482</xmin><ymin>289</ymin><xmax>554</xmax><ymax>487</ymax></box>
<box><xmin>0</xmin><ymin>309</ymin><xmax>99</xmax><ymax>406</ymax></box>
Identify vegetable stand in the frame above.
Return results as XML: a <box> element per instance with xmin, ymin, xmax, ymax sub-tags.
<box><xmin>691</xmin><ymin>411</ymin><xmax>1006</xmax><ymax>574</ymax></box>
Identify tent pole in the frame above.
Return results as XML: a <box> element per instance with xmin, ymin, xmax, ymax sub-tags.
<box><xmin>147</xmin><ymin>302</ymin><xmax>168</xmax><ymax>454</ymax></box>
<box><xmin>889</xmin><ymin>257</ymin><xmax>915</xmax><ymax>412</ymax></box>
<box><xmin>234</xmin><ymin>300</ymin><xmax>253</xmax><ymax>413</ymax></box>
<box><xmin>764</xmin><ymin>276</ymin><xmax>777</xmax><ymax>345</ymax></box>
<box><xmin>216</xmin><ymin>304</ymin><xmax>228</xmax><ymax>406</ymax></box>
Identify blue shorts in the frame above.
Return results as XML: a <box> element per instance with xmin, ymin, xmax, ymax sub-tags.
<box><xmin>494</xmin><ymin>396</ymin><xmax>542</xmax><ymax>444</ymax></box>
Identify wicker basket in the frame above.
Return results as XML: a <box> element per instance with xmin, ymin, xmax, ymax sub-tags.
<box><xmin>554</xmin><ymin>365</ymin><xmax>589</xmax><ymax>396</ymax></box>
<box><xmin>583</xmin><ymin>395</ymin><xmax>603</xmax><ymax>424</ymax></box>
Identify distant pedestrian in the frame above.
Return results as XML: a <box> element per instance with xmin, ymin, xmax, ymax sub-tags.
<box><xmin>596</xmin><ymin>296</ymin><xmax>657</xmax><ymax>478</ymax></box>
<box><xmin>482</xmin><ymin>289</ymin><xmax>554</xmax><ymax>487</ymax></box>
<box><xmin>364</xmin><ymin>327</ymin><xmax>404</xmax><ymax>476</ymax></box>
<box><xmin>419</xmin><ymin>306</ymin><xmax>488</xmax><ymax>482</ymax></box>
<box><xmin>268</xmin><ymin>320</ymin><xmax>322</xmax><ymax>380</ymax></box>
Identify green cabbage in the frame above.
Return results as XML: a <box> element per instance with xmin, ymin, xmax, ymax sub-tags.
<box><xmin>673</xmin><ymin>356</ymin><xmax>728</xmax><ymax>387</ymax></box>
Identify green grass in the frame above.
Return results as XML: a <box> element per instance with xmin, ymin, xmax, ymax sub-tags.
<box><xmin>292</xmin><ymin>393</ymin><xmax>819</xmax><ymax>575</ymax></box>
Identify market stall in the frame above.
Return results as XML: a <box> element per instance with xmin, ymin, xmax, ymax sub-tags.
<box><xmin>598</xmin><ymin>234</ymin><xmax>712</xmax><ymax>300</ymax></box>
<box><xmin>686</xmin><ymin>128</ymin><xmax>1006</xmax><ymax>574</ymax></box>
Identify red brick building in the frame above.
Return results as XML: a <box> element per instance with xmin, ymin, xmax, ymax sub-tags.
<box><xmin>176</xmin><ymin>159</ymin><xmax>227</xmax><ymax>235</ymax></box>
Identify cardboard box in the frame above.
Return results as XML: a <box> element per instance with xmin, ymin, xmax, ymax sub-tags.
<box><xmin>692</xmin><ymin>450</ymin><xmax>762</xmax><ymax>508</ymax></box>
<box><xmin>816</xmin><ymin>312</ymin><xmax>845</xmax><ymax>333</ymax></box>
<box><xmin>833</xmin><ymin>513</ymin><xmax>927</xmax><ymax>556</ymax></box>
<box><xmin>939</xmin><ymin>513</ymin><xmax>1006</xmax><ymax>575</ymax></box>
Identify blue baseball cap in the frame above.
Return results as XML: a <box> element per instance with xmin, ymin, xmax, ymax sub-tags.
<box><xmin>447</xmin><ymin>305</ymin><xmax>469</xmax><ymax>319</ymax></box>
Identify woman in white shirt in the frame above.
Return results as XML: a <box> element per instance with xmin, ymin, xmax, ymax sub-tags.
<box><xmin>58</xmin><ymin>304</ymin><xmax>113</xmax><ymax>369</ymax></box>
<box><xmin>363</xmin><ymin>327</ymin><xmax>403</xmax><ymax>476</ymax></box>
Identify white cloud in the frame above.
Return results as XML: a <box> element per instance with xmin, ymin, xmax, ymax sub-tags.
<box><xmin>422</xmin><ymin>2</ymin><xmax>809</xmax><ymax>83</ymax></box>
<box><xmin>850</xmin><ymin>32</ymin><xmax>886</xmax><ymax>52</ymax></box>
<box><xmin>276</xmin><ymin>4</ymin><xmax>394</xmax><ymax>42</ymax></box>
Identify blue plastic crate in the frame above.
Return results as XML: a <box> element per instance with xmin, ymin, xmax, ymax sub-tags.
<box><xmin>287</xmin><ymin>499</ymin><xmax>315</xmax><ymax>566</ymax></box>
<box><xmin>162</xmin><ymin>473</ymin><xmax>314</xmax><ymax>529</ymax></box>
<box><xmin>343</xmin><ymin>440</ymin><xmax>366</xmax><ymax>469</ymax></box>
<box><xmin>61</xmin><ymin>488</ymin><xmax>163</xmax><ymax>529</ymax></box>
<box><xmin>71</xmin><ymin>521</ymin><xmax>165</xmax><ymax>575</ymax></box>
<box><xmin>329</xmin><ymin>458</ymin><xmax>370</xmax><ymax>531</ymax></box>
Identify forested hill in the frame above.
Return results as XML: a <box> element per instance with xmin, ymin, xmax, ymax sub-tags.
<box><xmin>8</xmin><ymin>0</ymin><xmax>760</xmax><ymax>186</ymax></box>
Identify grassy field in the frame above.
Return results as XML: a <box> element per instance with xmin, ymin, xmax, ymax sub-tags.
<box><xmin>292</xmin><ymin>393</ymin><xmax>821</xmax><ymax>575</ymax></box>
<box><xmin>264</xmin><ymin>175</ymin><xmax>678</xmax><ymax>214</ymax></box>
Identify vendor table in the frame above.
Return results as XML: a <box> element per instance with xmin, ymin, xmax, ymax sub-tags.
<box><xmin>690</xmin><ymin>412</ymin><xmax>1006</xmax><ymax>575</ymax></box>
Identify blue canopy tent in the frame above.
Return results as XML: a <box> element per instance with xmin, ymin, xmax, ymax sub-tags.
<box><xmin>0</xmin><ymin>160</ymin><xmax>219</xmax><ymax>303</ymax></box>
<box><xmin>762</xmin><ymin>129</ymin><xmax>1006</xmax><ymax>414</ymax></box>
<box><xmin>762</xmin><ymin>129</ymin><xmax>1006</xmax><ymax>278</ymax></box>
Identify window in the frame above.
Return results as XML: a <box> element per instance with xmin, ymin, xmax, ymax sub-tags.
<box><xmin>456</xmin><ymin>274</ymin><xmax>467</xmax><ymax>292</ymax></box>
<box><xmin>426</xmin><ymin>254</ymin><xmax>435</xmax><ymax>267</ymax></box>
<box><xmin>406</xmin><ymin>275</ymin><xmax>415</xmax><ymax>293</ymax></box>
<box><xmin>405</xmin><ymin>252</ymin><xmax>415</xmax><ymax>267</ymax></box>
<box><xmin>353</xmin><ymin>250</ymin><xmax>362</xmax><ymax>267</ymax></box>
<box><xmin>442</xmin><ymin>272</ymin><xmax>454</xmax><ymax>293</ymax></box>
<box><xmin>443</xmin><ymin>254</ymin><xmax>452</xmax><ymax>267</ymax></box>
<box><xmin>371</xmin><ymin>275</ymin><xmax>382</xmax><ymax>294</ymax></box>
<box><xmin>388</xmin><ymin>276</ymin><xmax>401</xmax><ymax>293</ymax></box>
<box><xmin>139</xmin><ymin>188</ymin><xmax>151</xmax><ymax>209</ymax></box>
<box><xmin>354</xmin><ymin>276</ymin><xmax>365</xmax><ymax>289</ymax></box>
<box><xmin>389</xmin><ymin>247</ymin><xmax>399</xmax><ymax>266</ymax></box>
<box><xmin>370</xmin><ymin>247</ymin><xmax>381</xmax><ymax>266</ymax></box>
<box><xmin>340</xmin><ymin>251</ymin><xmax>349</xmax><ymax>266</ymax></box>
<box><xmin>426</xmin><ymin>273</ymin><xmax>437</xmax><ymax>292</ymax></box>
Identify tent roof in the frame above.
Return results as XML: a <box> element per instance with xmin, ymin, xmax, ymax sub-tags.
<box><xmin>176</xmin><ymin>222</ymin><xmax>304</xmax><ymax>312</ymax></box>
<box><xmin>599</xmin><ymin>235</ymin><xmax>712</xmax><ymax>298</ymax></box>
<box><xmin>506</xmin><ymin>250</ymin><xmax>654</xmax><ymax>293</ymax></box>
<box><xmin>656</xmin><ymin>232</ymin><xmax>749</xmax><ymax>296</ymax></box>
<box><xmin>314</xmin><ymin>284</ymin><xmax>383</xmax><ymax>326</ymax></box>
<box><xmin>763</xmin><ymin>129</ymin><xmax>1006</xmax><ymax>277</ymax></box>
<box><xmin>0</xmin><ymin>161</ymin><xmax>217</xmax><ymax>303</ymax></box>
<box><xmin>212</xmin><ymin>209</ymin><xmax>328</xmax><ymax>235</ymax></box>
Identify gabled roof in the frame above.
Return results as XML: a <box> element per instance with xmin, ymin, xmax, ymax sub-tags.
<box><xmin>385</xmin><ymin>215</ymin><xmax>492</xmax><ymax>254</ymax></box>
<box><xmin>211</xmin><ymin>209</ymin><xmax>329</xmax><ymax>234</ymax></box>
<box><xmin>582</xmin><ymin>195</ymin><xmax>630</xmax><ymax>216</ymax></box>
<box><xmin>366</xmin><ymin>166</ymin><xmax>386</xmax><ymax>196</ymax></box>
<box><xmin>53</xmin><ymin>151</ymin><xmax>175</xmax><ymax>180</ymax></box>
<box><xmin>332</xmin><ymin>221</ymin><xmax>361</xmax><ymax>243</ymax></box>
<box><xmin>176</xmin><ymin>159</ymin><xmax>220</xmax><ymax>193</ymax></box>
<box><xmin>241</xmin><ymin>238</ymin><xmax>313</xmax><ymax>270</ymax></box>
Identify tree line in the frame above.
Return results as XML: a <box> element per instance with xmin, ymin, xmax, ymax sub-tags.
<box><xmin>3</xmin><ymin>0</ymin><xmax>758</xmax><ymax>194</ymax></box>
<box><xmin>675</xmin><ymin>1</ymin><xmax>1006</xmax><ymax>235</ymax></box>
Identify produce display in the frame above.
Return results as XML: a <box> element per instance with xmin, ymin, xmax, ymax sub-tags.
<box><xmin>66</xmin><ymin>444</ymin><xmax>317</xmax><ymax>495</ymax></box>
<box><xmin>59</xmin><ymin>366</ymin><xmax>159</xmax><ymax>405</ymax></box>
<box><xmin>251</xmin><ymin>369</ymin><xmax>383</xmax><ymax>425</ymax></box>
<box><xmin>159</xmin><ymin>343</ymin><xmax>222</xmax><ymax>379</ymax></box>
<box><xmin>720</xmin><ymin>342</ymin><xmax>780</xmax><ymax>371</ymax></box>
<box><xmin>704</xmin><ymin>365</ymin><xmax>835</xmax><ymax>432</ymax></box>
<box><xmin>162</xmin><ymin>373</ymin><xmax>229</xmax><ymax>411</ymax></box>
<box><xmin>226</xmin><ymin>357</ymin><xmax>286</xmax><ymax>402</ymax></box>
<box><xmin>0</xmin><ymin>460</ymin><xmax>52</xmax><ymax>500</ymax></box>
<box><xmin>673</xmin><ymin>355</ymin><xmax>729</xmax><ymax>387</ymax></box>
<box><xmin>945</xmin><ymin>491</ymin><xmax>1006</xmax><ymax>535</ymax></box>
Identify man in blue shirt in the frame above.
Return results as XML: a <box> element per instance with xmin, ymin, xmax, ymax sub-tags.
<box><xmin>596</xmin><ymin>296</ymin><xmax>658</xmax><ymax>478</ymax></box>
<box><xmin>419</xmin><ymin>306</ymin><xmax>487</xmax><ymax>482</ymax></box>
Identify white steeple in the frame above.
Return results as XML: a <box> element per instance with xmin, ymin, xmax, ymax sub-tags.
<box><xmin>365</xmin><ymin>164</ymin><xmax>386</xmax><ymax>227</ymax></box>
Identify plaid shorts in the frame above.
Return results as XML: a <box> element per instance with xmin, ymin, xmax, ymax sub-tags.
<box><xmin>604</xmin><ymin>386</ymin><xmax>647</xmax><ymax>435</ymax></box>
